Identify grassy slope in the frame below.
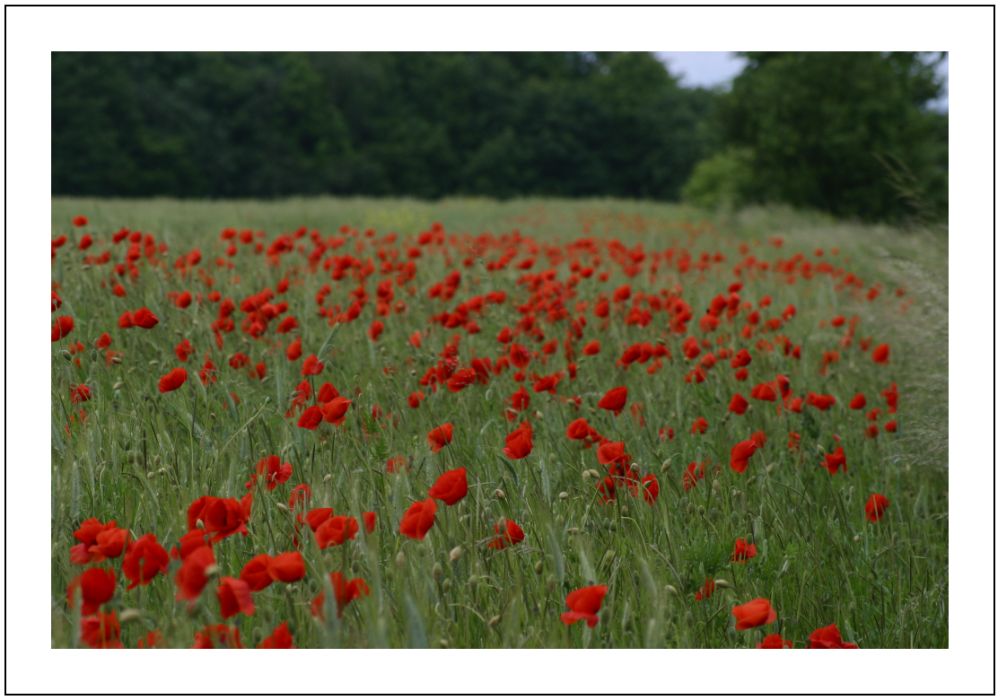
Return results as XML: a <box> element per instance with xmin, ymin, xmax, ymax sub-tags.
<box><xmin>51</xmin><ymin>197</ymin><xmax>947</xmax><ymax>648</ymax></box>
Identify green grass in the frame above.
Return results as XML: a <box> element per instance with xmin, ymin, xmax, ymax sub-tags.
<box><xmin>51</xmin><ymin>197</ymin><xmax>947</xmax><ymax>648</ymax></box>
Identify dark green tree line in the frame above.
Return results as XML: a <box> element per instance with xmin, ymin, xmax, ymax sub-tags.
<box><xmin>52</xmin><ymin>51</ymin><xmax>947</xmax><ymax>222</ymax></box>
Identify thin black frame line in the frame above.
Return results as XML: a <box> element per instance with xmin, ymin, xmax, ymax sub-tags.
<box><xmin>10</xmin><ymin>4</ymin><xmax>993</xmax><ymax>697</ymax></box>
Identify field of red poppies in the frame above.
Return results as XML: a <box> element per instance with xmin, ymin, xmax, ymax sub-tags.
<box><xmin>50</xmin><ymin>198</ymin><xmax>948</xmax><ymax>649</ymax></box>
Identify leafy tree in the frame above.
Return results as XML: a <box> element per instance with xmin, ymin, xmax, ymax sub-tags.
<box><xmin>713</xmin><ymin>52</ymin><xmax>947</xmax><ymax>222</ymax></box>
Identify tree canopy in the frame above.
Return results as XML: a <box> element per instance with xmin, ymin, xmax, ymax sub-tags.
<box><xmin>52</xmin><ymin>51</ymin><xmax>946</xmax><ymax>222</ymax></box>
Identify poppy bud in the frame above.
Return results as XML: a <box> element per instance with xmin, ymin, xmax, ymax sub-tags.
<box><xmin>432</xmin><ymin>563</ymin><xmax>443</xmax><ymax>580</ymax></box>
<box><xmin>204</xmin><ymin>563</ymin><xmax>220</xmax><ymax>578</ymax></box>
<box><xmin>558</xmin><ymin>491</ymin><xmax>569</xmax><ymax>500</ymax></box>
<box><xmin>715</xmin><ymin>579</ymin><xmax>733</xmax><ymax>589</ymax></box>
<box><xmin>664</xmin><ymin>584</ymin><xmax>678</xmax><ymax>596</ymax></box>
<box><xmin>442</xmin><ymin>578</ymin><xmax>452</xmax><ymax>591</ymax></box>
<box><xmin>119</xmin><ymin>608</ymin><xmax>142</xmax><ymax>623</ymax></box>
<box><xmin>534</xmin><ymin>561</ymin><xmax>544</xmax><ymax>575</ymax></box>
<box><xmin>395</xmin><ymin>551</ymin><xmax>406</xmax><ymax>568</ymax></box>
<box><xmin>494</xmin><ymin>489</ymin><xmax>505</xmax><ymax>500</ymax></box>
<box><xmin>566</xmin><ymin>527</ymin><xmax>581</xmax><ymax>535</ymax></box>
<box><xmin>438</xmin><ymin>639</ymin><xmax>449</xmax><ymax>648</ymax></box>
<box><xmin>488</xmin><ymin>614</ymin><xmax>501</xmax><ymax>627</ymax></box>
<box><xmin>449</xmin><ymin>546</ymin><xmax>463</xmax><ymax>562</ymax></box>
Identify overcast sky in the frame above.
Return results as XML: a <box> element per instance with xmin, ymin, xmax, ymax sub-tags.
<box><xmin>655</xmin><ymin>51</ymin><xmax>948</xmax><ymax>110</ymax></box>
<box><xmin>656</xmin><ymin>52</ymin><xmax>747</xmax><ymax>87</ymax></box>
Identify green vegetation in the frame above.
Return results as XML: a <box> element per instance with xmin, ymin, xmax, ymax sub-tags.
<box><xmin>52</xmin><ymin>52</ymin><xmax>946</xmax><ymax>223</ymax></box>
<box><xmin>52</xmin><ymin>198</ymin><xmax>947</xmax><ymax>648</ymax></box>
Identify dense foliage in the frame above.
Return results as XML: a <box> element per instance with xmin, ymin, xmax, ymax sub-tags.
<box><xmin>52</xmin><ymin>52</ymin><xmax>946</xmax><ymax>222</ymax></box>
<box><xmin>714</xmin><ymin>52</ymin><xmax>948</xmax><ymax>222</ymax></box>
<box><xmin>52</xmin><ymin>52</ymin><xmax>714</xmax><ymax>201</ymax></box>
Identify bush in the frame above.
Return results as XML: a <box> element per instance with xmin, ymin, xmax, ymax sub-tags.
<box><xmin>681</xmin><ymin>148</ymin><xmax>756</xmax><ymax>210</ymax></box>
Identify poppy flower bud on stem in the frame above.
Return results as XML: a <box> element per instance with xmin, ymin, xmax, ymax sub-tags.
<box><xmin>494</xmin><ymin>489</ymin><xmax>505</xmax><ymax>500</ymax></box>
<box><xmin>395</xmin><ymin>551</ymin><xmax>406</xmax><ymax>568</ymax></box>
<box><xmin>432</xmin><ymin>563</ymin><xmax>443</xmax><ymax>580</ymax></box>
<box><xmin>488</xmin><ymin>614</ymin><xmax>501</xmax><ymax>627</ymax></box>
<box><xmin>664</xmin><ymin>584</ymin><xmax>678</xmax><ymax>596</ymax></box>
<box><xmin>558</xmin><ymin>491</ymin><xmax>569</xmax><ymax>500</ymax></box>
<box><xmin>119</xmin><ymin>608</ymin><xmax>142</xmax><ymax>623</ymax></box>
<box><xmin>534</xmin><ymin>561</ymin><xmax>544</xmax><ymax>575</ymax></box>
<box><xmin>449</xmin><ymin>546</ymin><xmax>462</xmax><ymax>562</ymax></box>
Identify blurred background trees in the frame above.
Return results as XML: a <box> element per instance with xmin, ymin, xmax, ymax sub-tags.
<box><xmin>52</xmin><ymin>51</ymin><xmax>946</xmax><ymax>223</ymax></box>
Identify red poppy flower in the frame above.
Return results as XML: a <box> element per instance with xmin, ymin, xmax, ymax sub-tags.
<box><xmin>297</xmin><ymin>405</ymin><xmax>323</xmax><ymax>430</ymax></box>
<box><xmin>67</xmin><ymin>567</ymin><xmax>116</xmax><ymax>614</ymax></box>
<box><xmin>362</xmin><ymin>511</ymin><xmax>376</xmax><ymax>533</ymax></box>
<box><xmin>751</xmin><ymin>383</ymin><xmax>777</xmax><ymax>402</ymax></box>
<box><xmin>427</xmin><ymin>423</ymin><xmax>454</xmax><ymax>452</ymax></box>
<box><xmin>729</xmin><ymin>393</ymin><xmax>749</xmax><ymax>415</ymax></box>
<box><xmin>849</xmin><ymin>393</ymin><xmax>867</xmax><ymax>410</ymax></box>
<box><xmin>131</xmin><ymin>307</ymin><xmax>159</xmax><ymax>329</ymax></box>
<box><xmin>596</xmin><ymin>440</ymin><xmax>629</xmax><ymax>468</ymax></box>
<box><xmin>248</xmin><ymin>455</ymin><xmax>292</xmax><ymax>491</ymax></box>
<box><xmin>822</xmin><ymin>446</ymin><xmax>847</xmax><ymax>475</ymax></box>
<box><xmin>808</xmin><ymin>623</ymin><xmax>858</xmax><ymax>648</ymax></box>
<box><xmin>865</xmin><ymin>493</ymin><xmax>889</xmax><ymax>522</ymax></box>
<box><xmin>758</xmin><ymin>634</ymin><xmax>794</xmax><ymax>648</ymax></box>
<box><xmin>258</xmin><ymin>622</ymin><xmax>295</xmax><ymax>649</ymax></box>
<box><xmin>560</xmin><ymin>584</ymin><xmax>608</xmax><ymax>627</ymax></box>
<box><xmin>731</xmin><ymin>349</ymin><xmax>752</xmax><ymax>368</ymax></box>
<box><xmin>503</xmin><ymin>421</ymin><xmax>533</xmax><ymax>459</ymax></box>
<box><xmin>286</xmin><ymin>337</ymin><xmax>302</xmax><ymax>361</ymax></box>
<box><xmin>317</xmin><ymin>382</ymin><xmax>339</xmax><ymax>403</ymax></box>
<box><xmin>240</xmin><ymin>554</ymin><xmax>274</xmax><ymax>591</ymax></box>
<box><xmin>806</xmin><ymin>392</ymin><xmax>836</xmax><ymax>411</ymax></box>
<box><xmin>73</xmin><ymin>215</ymin><xmax>88</xmax><ymax>227</ymax></box>
<box><xmin>158</xmin><ymin>367</ymin><xmax>188</xmax><ymax>393</ymax></box>
<box><xmin>135</xmin><ymin>630</ymin><xmax>163</xmax><ymax>649</ymax></box>
<box><xmin>321</xmin><ymin>397</ymin><xmax>352</xmax><ymax>425</ymax></box>
<box><xmin>70</xmin><ymin>518</ymin><xmax>129</xmax><ymax>563</ymax></box>
<box><xmin>641</xmin><ymin>474</ymin><xmax>659</xmax><ymax>504</ymax></box>
<box><xmin>312</xmin><ymin>572</ymin><xmax>370</xmax><ymax>618</ymax></box>
<box><xmin>301</xmin><ymin>354</ymin><xmax>324</xmax><ymax>376</ymax></box>
<box><xmin>683</xmin><ymin>461</ymin><xmax>706</xmax><ymax>491</ymax></box>
<box><xmin>731</xmin><ymin>598</ymin><xmax>777</xmax><ymax>630</ymax></box>
<box><xmin>217</xmin><ymin>576</ymin><xmax>255</xmax><ymax>618</ymax></box>
<box><xmin>70</xmin><ymin>384</ymin><xmax>92</xmax><ymax>404</ymax></box>
<box><xmin>400</xmin><ymin>498</ymin><xmax>437</xmax><ymax>540</ymax></box>
<box><xmin>488</xmin><ymin>519</ymin><xmax>525</xmax><ymax>549</ymax></box>
<box><xmin>583</xmin><ymin>340</ymin><xmax>601</xmax><ymax>355</ymax></box>
<box><xmin>80</xmin><ymin>611</ymin><xmax>123</xmax><ymax>649</ymax></box>
<box><xmin>122</xmin><ymin>534</ymin><xmax>169</xmax><ymax>590</ymax></box>
<box><xmin>303</xmin><ymin>507</ymin><xmax>334</xmax><ymax>532</ymax></box>
<box><xmin>189</xmin><ymin>495</ymin><xmax>250</xmax><ymax>542</ymax></box>
<box><xmin>175</xmin><ymin>546</ymin><xmax>215</xmax><ymax>601</ymax></box>
<box><xmin>52</xmin><ymin>315</ymin><xmax>75</xmax><ymax>342</ymax></box>
<box><xmin>694</xmin><ymin>578</ymin><xmax>715</xmax><ymax>601</ymax></box>
<box><xmin>566</xmin><ymin>417</ymin><xmax>592</xmax><ymax>441</ymax></box>
<box><xmin>315</xmin><ymin>515</ymin><xmax>359</xmax><ymax>548</ymax></box>
<box><xmin>872</xmin><ymin>343</ymin><xmax>890</xmax><ymax>364</ymax></box>
<box><xmin>731</xmin><ymin>537</ymin><xmax>758</xmax><ymax>562</ymax></box>
<box><xmin>267</xmin><ymin>551</ymin><xmax>306</xmax><ymax>583</ymax></box>
<box><xmin>193</xmin><ymin>624</ymin><xmax>243</xmax><ymax>649</ymax></box>
<box><xmin>598</xmin><ymin>386</ymin><xmax>628</xmax><ymax>415</ymax></box>
<box><xmin>730</xmin><ymin>438</ymin><xmax>759</xmax><ymax>473</ymax></box>
<box><xmin>690</xmin><ymin>417</ymin><xmax>709</xmax><ymax>434</ymax></box>
<box><xmin>428</xmin><ymin>467</ymin><xmax>468</xmax><ymax>505</ymax></box>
